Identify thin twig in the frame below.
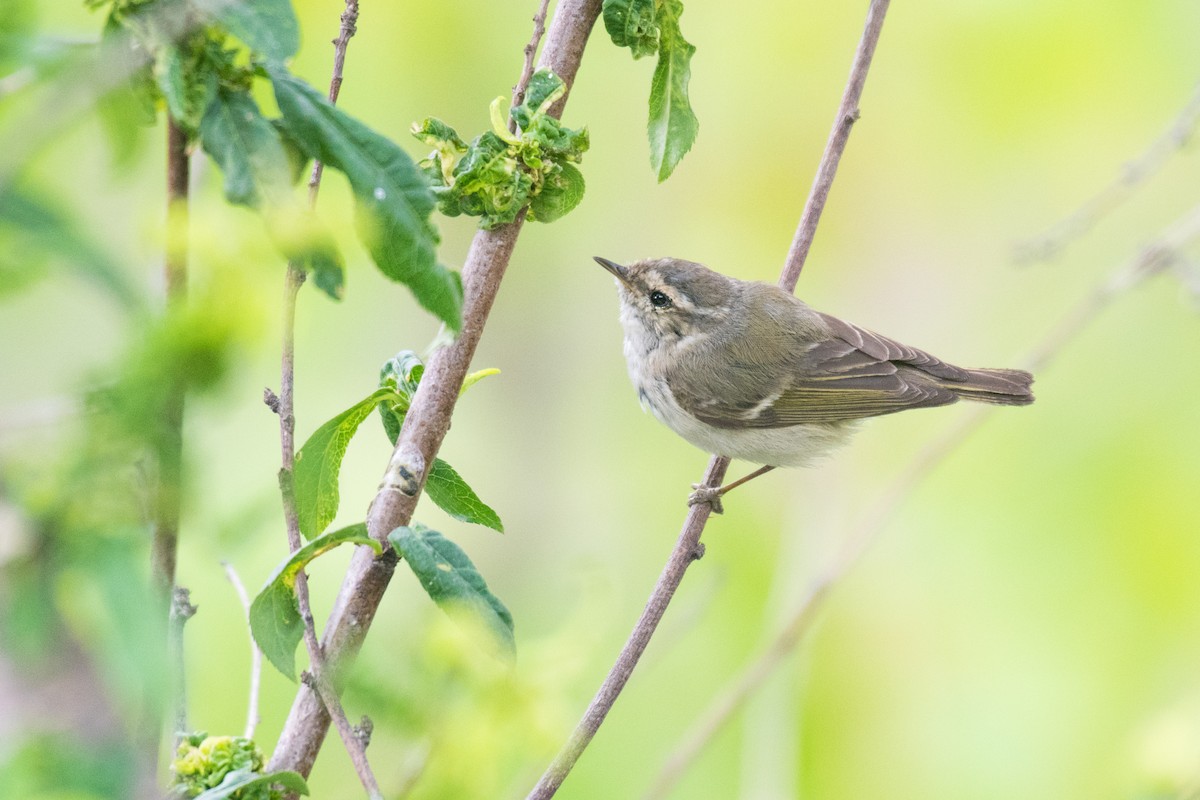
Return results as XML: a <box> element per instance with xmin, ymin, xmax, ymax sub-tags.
<box><xmin>168</xmin><ymin>586</ymin><xmax>197</xmax><ymax>741</ymax></box>
<box><xmin>1014</xmin><ymin>81</ymin><xmax>1200</xmax><ymax>265</ymax></box>
<box><xmin>643</xmin><ymin>203</ymin><xmax>1200</xmax><ymax>799</ymax></box>
<box><xmin>272</xmin><ymin>2</ymin><xmax>381</xmax><ymax>797</ymax></box>
<box><xmin>779</xmin><ymin>0</ymin><xmax>891</xmax><ymax>292</ymax></box>
<box><xmin>510</xmin><ymin>0</ymin><xmax>553</xmax><ymax>129</ymax></box>
<box><xmin>151</xmin><ymin>117</ymin><xmax>190</xmax><ymax>602</ymax></box>
<box><xmin>221</xmin><ymin>561</ymin><xmax>262</xmax><ymax>740</ymax></box>
<box><xmin>144</xmin><ymin>114</ymin><xmax>190</xmax><ymax>777</ymax></box>
<box><xmin>525</xmin><ymin>3</ymin><xmax>892</xmax><ymax>798</ymax></box>
<box><xmin>267</xmin><ymin>0</ymin><xmax>603</xmax><ymax>779</ymax></box>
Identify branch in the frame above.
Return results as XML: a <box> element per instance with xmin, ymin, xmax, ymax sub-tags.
<box><xmin>266</xmin><ymin>0</ymin><xmax>604</xmax><ymax>779</ymax></box>
<box><xmin>510</xmin><ymin>0</ymin><xmax>553</xmax><ymax>127</ymax></box>
<box><xmin>151</xmin><ymin>117</ymin><xmax>189</xmax><ymax>602</ymax></box>
<box><xmin>525</xmin><ymin>2</ymin><xmax>892</xmax><ymax>797</ymax></box>
<box><xmin>642</xmin><ymin>202</ymin><xmax>1200</xmax><ymax>799</ymax></box>
<box><xmin>221</xmin><ymin>561</ymin><xmax>262</xmax><ymax>740</ymax></box>
<box><xmin>271</xmin><ymin>2</ymin><xmax>380</xmax><ymax>797</ymax></box>
<box><xmin>168</xmin><ymin>586</ymin><xmax>197</xmax><ymax>739</ymax></box>
<box><xmin>1014</xmin><ymin>81</ymin><xmax>1200</xmax><ymax>265</ymax></box>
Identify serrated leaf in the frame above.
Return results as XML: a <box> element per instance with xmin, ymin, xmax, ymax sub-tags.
<box><xmin>294</xmin><ymin>387</ymin><xmax>401</xmax><ymax>539</ymax></box>
<box><xmin>647</xmin><ymin>0</ymin><xmax>698</xmax><ymax>182</ymax></box>
<box><xmin>205</xmin><ymin>0</ymin><xmax>299</xmax><ymax>63</ymax></box>
<box><xmin>268</xmin><ymin>66</ymin><xmax>463</xmax><ymax>330</ymax></box>
<box><xmin>249</xmin><ymin>523</ymin><xmax>379</xmax><ymax>680</ymax></box>
<box><xmin>389</xmin><ymin>525</ymin><xmax>514</xmax><ymax>657</ymax></box>
<box><xmin>193</xmin><ymin>768</ymin><xmax>309</xmax><ymax>799</ymax></box>
<box><xmin>425</xmin><ymin>458</ymin><xmax>503</xmax><ymax>533</ymax></box>
<box><xmin>528</xmin><ymin>162</ymin><xmax>585</xmax><ymax>223</ymax></box>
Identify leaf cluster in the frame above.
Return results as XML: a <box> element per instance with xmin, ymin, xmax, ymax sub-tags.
<box><xmin>90</xmin><ymin>0</ymin><xmax>461</xmax><ymax>328</ymax></box>
<box><xmin>171</xmin><ymin>732</ymin><xmax>307</xmax><ymax>799</ymax></box>
<box><xmin>412</xmin><ymin>69</ymin><xmax>589</xmax><ymax>229</ymax></box>
<box><xmin>602</xmin><ymin>0</ymin><xmax>699</xmax><ymax>181</ymax></box>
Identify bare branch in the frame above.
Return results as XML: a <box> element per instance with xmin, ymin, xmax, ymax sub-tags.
<box><xmin>510</xmin><ymin>0</ymin><xmax>553</xmax><ymax>131</ymax></box>
<box><xmin>1015</xmin><ymin>81</ymin><xmax>1200</xmax><ymax>265</ymax></box>
<box><xmin>779</xmin><ymin>0</ymin><xmax>891</xmax><ymax>292</ymax></box>
<box><xmin>267</xmin><ymin>0</ymin><xmax>605</xmax><ymax>780</ymax></box>
<box><xmin>222</xmin><ymin>561</ymin><xmax>262</xmax><ymax>740</ymax></box>
<box><xmin>643</xmin><ymin>202</ymin><xmax>1200</xmax><ymax>798</ymax></box>
<box><xmin>168</xmin><ymin>586</ymin><xmax>197</xmax><ymax>741</ymax></box>
<box><xmin>526</xmin><ymin>3</ymin><xmax>893</xmax><ymax>797</ymax></box>
<box><xmin>271</xmin><ymin>2</ymin><xmax>382</xmax><ymax>796</ymax></box>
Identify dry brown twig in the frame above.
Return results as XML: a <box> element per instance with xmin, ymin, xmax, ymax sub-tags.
<box><xmin>525</xmin><ymin>2</ymin><xmax>893</xmax><ymax>797</ymax></box>
<box><xmin>267</xmin><ymin>0</ymin><xmax>605</xmax><ymax>782</ymax></box>
<box><xmin>642</xmin><ymin>200</ymin><xmax>1200</xmax><ymax>800</ymax></box>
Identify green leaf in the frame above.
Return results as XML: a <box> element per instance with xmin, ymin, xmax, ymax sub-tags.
<box><xmin>510</xmin><ymin>70</ymin><xmax>569</xmax><ymax>130</ymax></box>
<box><xmin>389</xmin><ymin>525</ymin><xmax>514</xmax><ymax>657</ymax></box>
<box><xmin>193</xmin><ymin>768</ymin><xmax>310</xmax><ymax>799</ymax></box>
<box><xmin>205</xmin><ymin>0</ymin><xmax>299</xmax><ymax>62</ymax></box>
<box><xmin>249</xmin><ymin>523</ymin><xmax>380</xmax><ymax>680</ymax></box>
<box><xmin>155</xmin><ymin>41</ymin><xmax>217</xmax><ymax>132</ymax></box>
<box><xmin>377</xmin><ymin>350</ymin><xmax>425</xmax><ymax>445</ymax></box>
<box><xmin>602</xmin><ymin>0</ymin><xmax>660</xmax><ymax>59</ymax></box>
<box><xmin>459</xmin><ymin>367</ymin><xmax>500</xmax><ymax>396</ymax></box>
<box><xmin>425</xmin><ymin>458</ymin><xmax>504</xmax><ymax>532</ymax></box>
<box><xmin>294</xmin><ymin>387</ymin><xmax>401</xmax><ymax>539</ymax></box>
<box><xmin>528</xmin><ymin>162</ymin><xmax>585</xmax><ymax>223</ymax></box>
<box><xmin>198</xmin><ymin>88</ymin><xmax>293</xmax><ymax>208</ymax></box>
<box><xmin>268</xmin><ymin>66</ymin><xmax>463</xmax><ymax>330</ymax></box>
<box><xmin>198</xmin><ymin>88</ymin><xmax>345</xmax><ymax>300</ymax></box>
<box><xmin>648</xmin><ymin>0</ymin><xmax>698</xmax><ymax>182</ymax></box>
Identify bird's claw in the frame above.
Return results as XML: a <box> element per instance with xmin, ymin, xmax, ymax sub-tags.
<box><xmin>688</xmin><ymin>483</ymin><xmax>724</xmax><ymax>515</ymax></box>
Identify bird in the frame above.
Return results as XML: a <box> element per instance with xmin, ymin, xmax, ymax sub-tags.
<box><xmin>594</xmin><ymin>256</ymin><xmax>1034</xmax><ymax>511</ymax></box>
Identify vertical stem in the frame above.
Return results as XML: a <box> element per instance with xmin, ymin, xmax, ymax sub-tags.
<box><xmin>151</xmin><ymin>118</ymin><xmax>190</xmax><ymax>600</ymax></box>
<box><xmin>145</xmin><ymin>116</ymin><xmax>190</xmax><ymax>781</ymax></box>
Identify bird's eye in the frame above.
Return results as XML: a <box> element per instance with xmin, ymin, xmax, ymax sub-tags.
<box><xmin>649</xmin><ymin>290</ymin><xmax>672</xmax><ymax>309</ymax></box>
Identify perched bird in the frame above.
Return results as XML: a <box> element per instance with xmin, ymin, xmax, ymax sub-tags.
<box><xmin>595</xmin><ymin>256</ymin><xmax>1034</xmax><ymax>511</ymax></box>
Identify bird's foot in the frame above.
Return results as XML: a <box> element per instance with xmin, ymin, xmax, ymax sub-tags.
<box><xmin>688</xmin><ymin>484</ymin><xmax>724</xmax><ymax>515</ymax></box>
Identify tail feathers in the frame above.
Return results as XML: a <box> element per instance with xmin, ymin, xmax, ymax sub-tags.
<box><xmin>945</xmin><ymin>367</ymin><xmax>1035</xmax><ymax>406</ymax></box>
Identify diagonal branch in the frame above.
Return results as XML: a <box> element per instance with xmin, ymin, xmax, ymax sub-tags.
<box><xmin>267</xmin><ymin>0</ymin><xmax>604</xmax><ymax>779</ymax></box>
<box><xmin>642</xmin><ymin>202</ymin><xmax>1200</xmax><ymax>799</ymax></box>
<box><xmin>525</xmin><ymin>2</ymin><xmax>892</xmax><ymax>798</ymax></box>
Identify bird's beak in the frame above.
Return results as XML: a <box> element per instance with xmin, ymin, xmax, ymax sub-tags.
<box><xmin>593</xmin><ymin>256</ymin><xmax>630</xmax><ymax>285</ymax></box>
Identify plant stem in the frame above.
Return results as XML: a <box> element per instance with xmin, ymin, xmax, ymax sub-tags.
<box><xmin>151</xmin><ymin>117</ymin><xmax>189</xmax><ymax>601</ymax></box>
<box><xmin>266</xmin><ymin>0</ymin><xmax>604</xmax><ymax>779</ymax></box>
<box><xmin>779</xmin><ymin>0</ymin><xmax>890</xmax><ymax>292</ymax></box>
<box><xmin>222</xmin><ymin>561</ymin><xmax>262</xmax><ymax>740</ymax></box>
<box><xmin>527</xmin><ymin>3</ymin><xmax>892</xmax><ymax>796</ymax></box>
<box><xmin>272</xmin><ymin>2</ymin><xmax>382</xmax><ymax>797</ymax></box>
<box><xmin>146</xmin><ymin>115</ymin><xmax>190</xmax><ymax>780</ymax></box>
<box><xmin>511</xmin><ymin>0</ymin><xmax>552</xmax><ymax>127</ymax></box>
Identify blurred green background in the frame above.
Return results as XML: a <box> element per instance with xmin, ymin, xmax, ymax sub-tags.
<box><xmin>3</xmin><ymin>0</ymin><xmax>1200</xmax><ymax>798</ymax></box>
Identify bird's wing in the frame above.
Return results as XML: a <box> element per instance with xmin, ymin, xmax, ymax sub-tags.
<box><xmin>671</xmin><ymin>312</ymin><xmax>967</xmax><ymax>428</ymax></box>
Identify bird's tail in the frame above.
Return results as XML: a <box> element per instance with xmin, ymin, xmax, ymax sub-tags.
<box><xmin>944</xmin><ymin>367</ymin><xmax>1035</xmax><ymax>406</ymax></box>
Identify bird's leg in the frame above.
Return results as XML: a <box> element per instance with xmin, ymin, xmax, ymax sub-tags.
<box><xmin>688</xmin><ymin>465</ymin><xmax>777</xmax><ymax>515</ymax></box>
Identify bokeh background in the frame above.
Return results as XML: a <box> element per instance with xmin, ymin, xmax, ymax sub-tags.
<box><xmin>4</xmin><ymin>0</ymin><xmax>1200</xmax><ymax>798</ymax></box>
